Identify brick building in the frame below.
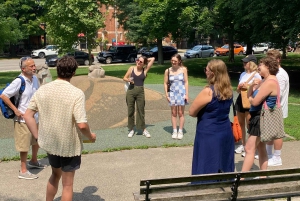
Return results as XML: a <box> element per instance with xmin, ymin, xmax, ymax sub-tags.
<box><xmin>97</xmin><ymin>4</ymin><xmax>127</xmax><ymax>49</ymax></box>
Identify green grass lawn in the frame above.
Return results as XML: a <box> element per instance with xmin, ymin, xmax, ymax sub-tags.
<box><xmin>1</xmin><ymin>54</ymin><xmax>299</xmax><ymax>138</ymax></box>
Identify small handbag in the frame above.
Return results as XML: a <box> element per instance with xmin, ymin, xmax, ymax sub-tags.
<box><xmin>124</xmin><ymin>82</ymin><xmax>130</xmax><ymax>92</ymax></box>
<box><xmin>231</xmin><ymin>101</ymin><xmax>242</xmax><ymax>142</ymax></box>
<box><xmin>260</xmin><ymin>80</ymin><xmax>285</xmax><ymax>142</ymax></box>
<box><xmin>167</xmin><ymin>68</ymin><xmax>170</xmax><ymax>92</ymax></box>
<box><xmin>240</xmin><ymin>72</ymin><xmax>256</xmax><ymax>109</ymax></box>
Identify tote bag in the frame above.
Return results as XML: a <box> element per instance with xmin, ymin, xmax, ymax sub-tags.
<box><xmin>260</xmin><ymin>80</ymin><xmax>285</xmax><ymax>142</ymax></box>
<box><xmin>240</xmin><ymin>72</ymin><xmax>256</xmax><ymax>109</ymax></box>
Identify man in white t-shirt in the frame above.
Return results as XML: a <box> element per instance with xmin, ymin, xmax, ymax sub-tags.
<box><xmin>0</xmin><ymin>57</ymin><xmax>46</xmax><ymax>179</ymax></box>
<box><xmin>266</xmin><ymin>50</ymin><xmax>290</xmax><ymax>166</ymax></box>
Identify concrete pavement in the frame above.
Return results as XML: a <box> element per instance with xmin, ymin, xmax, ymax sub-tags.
<box><xmin>0</xmin><ymin>77</ymin><xmax>299</xmax><ymax>201</ymax></box>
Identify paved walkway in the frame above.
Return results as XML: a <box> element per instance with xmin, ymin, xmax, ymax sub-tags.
<box><xmin>0</xmin><ymin>76</ymin><xmax>299</xmax><ymax>201</ymax></box>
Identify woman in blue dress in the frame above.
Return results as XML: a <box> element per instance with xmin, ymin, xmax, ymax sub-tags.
<box><xmin>164</xmin><ymin>54</ymin><xmax>189</xmax><ymax>140</ymax></box>
<box><xmin>189</xmin><ymin>59</ymin><xmax>234</xmax><ymax>175</ymax></box>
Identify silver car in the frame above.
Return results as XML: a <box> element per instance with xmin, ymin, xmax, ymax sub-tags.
<box><xmin>184</xmin><ymin>45</ymin><xmax>214</xmax><ymax>58</ymax></box>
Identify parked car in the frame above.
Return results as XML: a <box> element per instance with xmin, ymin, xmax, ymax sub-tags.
<box><xmin>97</xmin><ymin>45</ymin><xmax>137</xmax><ymax>64</ymax></box>
<box><xmin>45</xmin><ymin>50</ymin><xmax>94</xmax><ymax>67</ymax></box>
<box><xmin>215</xmin><ymin>44</ymin><xmax>244</xmax><ymax>56</ymax></box>
<box><xmin>31</xmin><ymin>45</ymin><xmax>59</xmax><ymax>58</ymax></box>
<box><xmin>142</xmin><ymin>46</ymin><xmax>178</xmax><ymax>60</ymax></box>
<box><xmin>184</xmin><ymin>45</ymin><xmax>214</xmax><ymax>58</ymax></box>
<box><xmin>137</xmin><ymin>47</ymin><xmax>150</xmax><ymax>54</ymax></box>
<box><xmin>243</xmin><ymin>43</ymin><xmax>269</xmax><ymax>54</ymax></box>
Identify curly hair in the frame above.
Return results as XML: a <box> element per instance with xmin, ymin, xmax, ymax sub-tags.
<box><xmin>259</xmin><ymin>57</ymin><xmax>279</xmax><ymax>75</ymax></box>
<box><xmin>206</xmin><ymin>59</ymin><xmax>233</xmax><ymax>100</ymax></box>
<box><xmin>267</xmin><ymin>49</ymin><xmax>282</xmax><ymax>61</ymax></box>
<box><xmin>56</xmin><ymin>56</ymin><xmax>78</xmax><ymax>79</ymax></box>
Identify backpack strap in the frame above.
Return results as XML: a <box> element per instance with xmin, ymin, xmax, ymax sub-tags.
<box><xmin>14</xmin><ymin>76</ymin><xmax>26</xmax><ymax>108</ymax></box>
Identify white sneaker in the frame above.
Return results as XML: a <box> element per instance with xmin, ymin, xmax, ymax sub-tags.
<box><xmin>128</xmin><ymin>130</ymin><xmax>134</xmax><ymax>138</ymax></box>
<box><xmin>241</xmin><ymin>152</ymin><xmax>259</xmax><ymax>159</ymax></box>
<box><xmin>177</xmin><ymin>131</ymin><xmax>183</xmax><ymax>140</ymax></box>
<box><xmin>235</xmin><ymin>145</ymin><xmax>244</xmax><ymax>154</ymax></box>
<box><xmin>268</xmin><ymin>156</ymin><xmax>282</xmax><ymax>166</ymax></box>
<box><xmin>268</xmin><ymin>154</ymin><xmax>273</xmax><ymax>159</ymax></box>
<box><xmin>143</xmin><ymin>130</ymin><xmax>151</xmax><ymax>138</ymax></box>
<box><xmin>171</xmin><ymin>131</ymin><xmax>178</xmax><ymax>139</ymax></box>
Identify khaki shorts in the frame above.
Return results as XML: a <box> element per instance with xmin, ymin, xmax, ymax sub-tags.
<box><xmin>14</xmin><ymin>122</ymin><xmax>37</xmax><ymax>152</ymax></box>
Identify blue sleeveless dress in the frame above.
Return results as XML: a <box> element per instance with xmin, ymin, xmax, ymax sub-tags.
<box><xmin>192</xmin><ymin>86</ymin><xmax>235</xmax><ymax>175</ymax></box>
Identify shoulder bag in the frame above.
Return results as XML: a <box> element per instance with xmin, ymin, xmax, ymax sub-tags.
<box><xmin>231</xmin><ymin>101</ymin><xmax>242</xmax><ymax>142</ymax></box>
<box><xmin>260</xmin><ymin>79</ymin><xmax>285</xmax><ymax>142</ymax></box>
<box><xmin>124</xmin><ymin>68</ymin><xmax>134</xmax><ymax>92</ymax></box>
<box><xmin>240</xmin><ymin>72</ymin><xmax>256</xmax><ymax>109</ymax></box>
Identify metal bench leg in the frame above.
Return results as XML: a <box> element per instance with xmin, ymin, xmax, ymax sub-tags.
<box><xmin>287</xmin><ymin>197</ymin><xmax>291</xmax><ymax>201</ymax></box>
<box><xmin>144</xmin><ymin>181</ymin><xmax>150</xmax><ymax>201</ymax></box>
<box><xmin>230</xmin><ymin>173</ymin><xmax>241</xmax><ymax>201</ymax></box>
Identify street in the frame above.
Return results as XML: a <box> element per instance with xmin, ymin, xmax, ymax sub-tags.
<box><xmin>0</xmin><ymin>53</ymin><xmax>186</xmax><ymax>72</ymax></box>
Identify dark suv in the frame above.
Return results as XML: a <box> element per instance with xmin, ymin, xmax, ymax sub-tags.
<box><xmin>97</xmin><ymin>45</ymin><xmax>137</xmax><ymax>64</ymax></box>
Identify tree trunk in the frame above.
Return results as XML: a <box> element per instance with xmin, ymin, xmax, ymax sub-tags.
<box><xmin>228</xmin><ymin>33</ymin><xmax>234</xmax><ymax>62</ymax></box>
<box><xmin>157</xmin><ymin>39</ymin><xmax>164</xmax><ymax>64</ymax></box>
<box><xmin>246</xmin><ymin>42</ymin><xmax>253</xmax><ymax>55</ymax></box>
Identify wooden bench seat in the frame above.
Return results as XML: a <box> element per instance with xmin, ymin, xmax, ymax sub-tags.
<box><xmin>133</xmin><ymin>168</ymin><xmax>300</xmax><ymax>201</ymax></box>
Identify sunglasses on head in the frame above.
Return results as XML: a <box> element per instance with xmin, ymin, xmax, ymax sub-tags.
<box><xmin>19</xmin><ymin>56</ymin><xmax>32</xmax><ymax>68</ymax></box>
<box><xmin>136</xmin><ymin>59</ymin><xmax>143</xmax><ymax>64</ymax></box>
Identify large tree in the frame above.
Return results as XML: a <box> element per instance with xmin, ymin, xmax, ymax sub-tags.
<box><xmin>39</xmin><ymin>0</ymin><xmax>107</xmax><ymax>64</ymax></box>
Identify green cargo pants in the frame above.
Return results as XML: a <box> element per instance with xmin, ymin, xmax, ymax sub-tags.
<box><xmin>126</xmin><ymin>85</ymin><xmax>145</xmax><ymax>130</ymax></box>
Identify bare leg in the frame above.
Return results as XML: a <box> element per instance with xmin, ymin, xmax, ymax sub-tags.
<box><xmin>61</xmin><ymin>171</ymin><xmax>76</xmax><ymax>201</ymax></box>
<box><xmin>257</xmin><ymin>140</ymin><xmax>268</xmax><ymax>170</ymax></box>
<box><xmin>241</xmin><ymin>135</ymin><xmax>257</xmax><ymax>172</ymax></box>
<box><xmin>171</xmin><ymin>106</ymin><xmax>178</xmax><ymax>130</ymax></box>
<box><xmin>20</xmin><ymin>152</ymin><xmax>28</xmax><ymax>173</ymax></box>
<box><xmin>46</xmin><ymin>167</ymin><xmax>62</xmax><ymax>201</ymax></box>
<box><xmin>178</xmin><ymin>106</ymin><xmax>185</xmax><ymax>130</ymax></box>
<box><xmin>30</xmin><ymin>144</ymin><xmax>39</xmax><ymax>163</ymax></box>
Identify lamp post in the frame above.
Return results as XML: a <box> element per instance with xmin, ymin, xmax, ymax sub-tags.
<box><xmin>41</xmin><ymin>23</ymin><xmax>47</xmax><ymax>47</ymax></box>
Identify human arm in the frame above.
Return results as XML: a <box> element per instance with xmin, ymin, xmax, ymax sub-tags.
<box><xmin>183</xmin><ymin>67</ymin><xmax>189</xmax><ymax>103</ymax></box>
<box><xmin>164</xmin><ymin>68</ymin><xmax>170</xmax><ymax>102</ymax></box>
<box><xmin>249</xmin><ymin>79</ymin><xmax>278</xmax><ymax>106</ymax></box>
<box><xmin>74</xmin><ymin>92</ymin><xmax>96</xmax><ymax>142</ymax></box>
<box><xmin>144</xmin><ymin>57</ymin><xmax>155</xmax><ymax>74</ymax></box>
<box><xmin>24</xmin><ymin>108</ymin><xmax>39</xmax><ymax>139</ymax></box>
<box><xmin>77</xmin><ymin>122</ymin><xmax>96</xmax><ymax>142</ymax></box>
<box><xmin>123</xmin><ymin>66</ymin><xmax>134</xmax><ymax>84</ymax></box>
<box><xmin>189</xmin><ymin>87</ymin><xmax>212</xmax><ymax>117</ymax></box>
<box><xmin>0</xmin><ymin>94</ymin><xmax>22</xmax><ymax>117</ymax></box>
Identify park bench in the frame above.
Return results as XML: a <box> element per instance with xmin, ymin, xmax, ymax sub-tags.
<box><xmin>133</xmin><ymin>167</ymin><xmax>300</xmax><ymax>201</ymax></box>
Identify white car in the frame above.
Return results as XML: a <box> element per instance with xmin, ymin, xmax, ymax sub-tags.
<box><xmin>31</xmin><ymin>45</ymin><xmax>59</xmax><ymax>58</ymax></box>
<box><xmin>184</xmin><ymin>45</ymin><xmax>214</xmax><ymax>58</ymax></box>
<box><xmin>243</xmin><ymin>43</ymin><xmax>269</xmax><ymax>54</ymax></box>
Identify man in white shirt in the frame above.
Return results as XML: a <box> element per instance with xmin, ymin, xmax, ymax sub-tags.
<box><xmin>266</xmin><ymin>50</ymin><xmax>290</xmax><ymax>166</ymax></box>
<box><xmin>0</xmin><ymin>57</ymin><xmax>46</xmax><ymax>179</ymax></box>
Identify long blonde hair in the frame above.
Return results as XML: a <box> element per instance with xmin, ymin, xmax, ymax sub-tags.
<box><xmin>206</xmin><ymin>59</ymin><xmax>233</xmax><ymax>100</ymax></box>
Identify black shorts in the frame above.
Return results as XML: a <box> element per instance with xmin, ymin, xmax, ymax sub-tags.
<box><xmin>235</xmin><ymin>94</ymin><xmax>250</xmax><ymax>113</ymax></box>
<box><xmin>248</xmin><ymin>111</ymin><xmax>261</xmax><ymax>137</ymax></box>
<box><xmin>47</xmin><ymin>153</ymin><xmax>81</xmax><ymax>172</ymax></box>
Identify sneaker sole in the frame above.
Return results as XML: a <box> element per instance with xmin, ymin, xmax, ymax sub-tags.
<box><xmin>27</xmin><ymin>164</ymin><xmax>46</xmax><ymax>169</ymax></box>
<box><xmin>18</xmin><ymin>175</ymin><xmax>38</xmax><ymax>179</ymax></box>
<box><xmin>268</xmin><ymin>163</ymin><xmax>282</xmax><ymax>167</ymax></box>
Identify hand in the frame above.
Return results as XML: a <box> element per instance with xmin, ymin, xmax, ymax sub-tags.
<box><xmin>89</xmin><ymin>133</ymin><xmax>96</xmax><ymax>142</ymax></box>
<box><xmin>185</xmin><ymin>95</ymin><xmax>189</xmax><ymax>103</ymax></box>
<box><xmin>252</xmin><ymin>78</ymin><xmax>260</xmax><ymax>86</ymax></box>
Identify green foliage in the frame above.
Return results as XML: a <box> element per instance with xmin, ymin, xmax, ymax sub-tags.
<box><xmin>39</xmin><ymin>0</ymin><xmax>107</xmax><ymax>54</ymax></box>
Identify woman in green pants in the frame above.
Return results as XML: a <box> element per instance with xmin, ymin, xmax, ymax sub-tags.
<box><xmin>123</xmin><ymin>56</ymin><xmax>155</xmax><ymax>138</ymax></box>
